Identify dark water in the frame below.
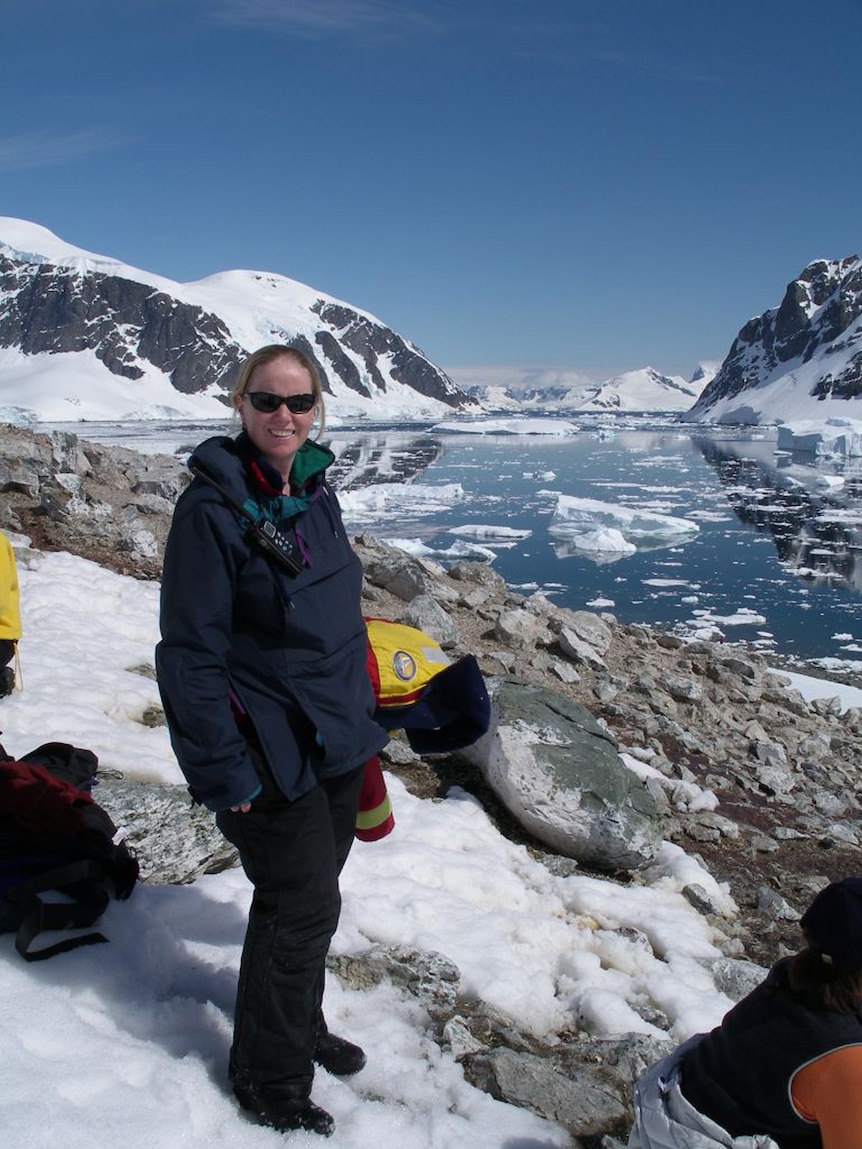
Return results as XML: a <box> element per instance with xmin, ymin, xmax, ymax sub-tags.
<box><xmin>48</xmin><ymin>416</ymin><xmax>862</xmax><ymax>664</ymax></box>
<box><xmin>330</xmin><ymin>421</ymin><xmax>862</xmax><ymax>665</ymax></box>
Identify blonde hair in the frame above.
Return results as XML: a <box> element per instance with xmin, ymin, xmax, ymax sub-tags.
<box><xmin>230</xmin><ymin>343</ymin><xmax>326</xmax><ymax>438</ymax></box>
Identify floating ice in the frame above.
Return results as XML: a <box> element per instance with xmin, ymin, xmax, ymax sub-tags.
<box><xmin>449</xmin><ymin>524</ymin><xmax>532</xmax><ymax>544</ymax></box>
<box><xmin>548</xmin><ymin>495</ymin><xmax>699</xmax><ymax>555</ymax></box>
<box><xmin>382</xmin><ymin>536</ymin><xmax>498</xmax><ymax>563</ymax></box>
<box><xmin>432</xmin><ymin>417</ymin><xmax>579</xmax><ymax>436</ymax></box>
<box><xmin>776</xmin><ymin>417</ymin><xmax>862</xmax><ymax>457</ymax></box>
<box><xmin>338</xmin><ymin>481</ymin><xmax>465</xmax><ymax>524</ymax></box>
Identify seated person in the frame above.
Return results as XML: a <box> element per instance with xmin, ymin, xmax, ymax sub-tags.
<box><xmin>629</xmin><ymin>876</ymin><xmax>862</xmax><ymax>1149</ymax></box>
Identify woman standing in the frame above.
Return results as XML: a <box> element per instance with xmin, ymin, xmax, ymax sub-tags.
<box><xmin>156</xmin><ymin>342</ymin><xmax>388</xmax><ymax>1137</ymax></box>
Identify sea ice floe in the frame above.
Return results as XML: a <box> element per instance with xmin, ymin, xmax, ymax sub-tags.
<box><xmin>548</xmin><ymin>495</ymin><xmax>699</xmax><ymax>556</ymax></box>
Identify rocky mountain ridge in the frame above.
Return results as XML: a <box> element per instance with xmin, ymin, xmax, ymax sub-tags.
<box><xmin>468</xmin><ymin>365</ymin><xmax>712</xmax><ymax>414</ymax></box>
<box><xmin>685</xmin><ymin>255</ymin><xmax>862</xmax><ymax>425</ymax></box>
<box><xmin>0</xmin><ymin>217</ymin><xmax>476</xmax><ymax>421</ymax></box>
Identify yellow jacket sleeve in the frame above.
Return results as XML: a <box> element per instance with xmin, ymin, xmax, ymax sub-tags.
<box><xmin>0</xmin><ymin>533</ymin><xmax>22</xmax><ymax>641</ymax></box>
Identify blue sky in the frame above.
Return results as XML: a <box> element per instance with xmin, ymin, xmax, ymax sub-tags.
<box><xmin>2</xmin><ymin>0</ymin><xmax>860</xmax><ymax>384</ymax></box>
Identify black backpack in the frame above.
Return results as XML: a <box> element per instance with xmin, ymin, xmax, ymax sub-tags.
<box><xmin>0</xmin><ymin>740</ymin><xmax>139</xmax><ymax>961</ymax></box>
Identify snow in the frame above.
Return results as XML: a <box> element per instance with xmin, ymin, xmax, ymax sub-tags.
<box><xmin>578</xmin><ymin>367</ymin><xmax>705</xmax><ymax>413</ymax></box>
<box><xmin>0</xmin><ymin>347</ymin><xmax>232</xmax><ymax>424</ymax></box>
<box><xmin>768</xmin><ymin>669</ymin><xmax>862</xmax><ymax>713</ymax></box>
<box><xmin>683</xmin><ymin>319</ymin><xmax>862</xmax><ymax>428</ymax></box>
<box><xmin>461</xmin><ymin>365</ymin><xmax>714</xmax><ymax>415</ymax></box>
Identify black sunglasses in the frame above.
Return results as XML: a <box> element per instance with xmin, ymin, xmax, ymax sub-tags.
<box><xmin>245</xmin><ymin>391</ymin><xmax>316</xmax><ymax>414</ymax></box>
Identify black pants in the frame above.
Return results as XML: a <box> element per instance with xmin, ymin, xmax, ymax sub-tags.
<box><xmin>216</xmin><ymin>761</ymin><xmax>364</xmax><ymax>1096</ymax></box>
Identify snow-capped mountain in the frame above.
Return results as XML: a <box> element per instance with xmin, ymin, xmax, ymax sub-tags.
<box><xmin>468</xmin><ymin>364</ymin><xmax>715</xmax><ymax>413</ymax></box>
<box><xmin>0</xmin><ymin>218</ymin><xmax>478</xmax><ymax>423</ymax></box>
<box><xmin>683</xmin><ymin>256</ymin><xmax>862</xmax><ymax>425</ymax></box>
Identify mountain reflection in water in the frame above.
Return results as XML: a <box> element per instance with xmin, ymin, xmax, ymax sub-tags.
<box><xmin>694</xmin><ymin>437</ymin><xmax>862</xmax><ymax>594</ymax></box>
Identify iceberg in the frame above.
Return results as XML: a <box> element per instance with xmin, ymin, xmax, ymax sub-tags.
<box><xmin>431</xmin><ymin>417</ymin><xmax>579</xmax><ymax>436</ymax></box>
<box><xmin>776</xmin><ymin>417</ymin><xmax>862</xmax><ymax>458</ymax></box>
<box><xmin>383</xmin><ymin>537</ymin><xmax>498</xmax><ymax>562</ymax></box>
<box><xmin>338</xmin><ymin>481</ymin><xmax>465</xmax><ymax>525</ymax></box>
<box><xmin>449</xmin><ymin>524</ymin><xmax>532</xmax><ymax>544</ymax></box>
<box><xmin>548</xmin><ymin>495</ymin><xmax>699</xmax><ymax>556</ymax></box>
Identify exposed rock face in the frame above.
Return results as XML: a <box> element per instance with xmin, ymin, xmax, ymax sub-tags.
<box><xmin>685</xmin><ymin>255</ymin><xmax>862</xmax><ymax>423</ymax></box>
<box><xmin>311</xmin><ymin>301</ymin><xmax>461</xmax><ymax>404</ymax></box>
<box><xmin>0</xmin><ymin>239</ymin><xmax>476</xmax><ymax>411</ymax></box>
<box><xmin>97</xmin><ymin>778</ymin><xmax>236</xmax><ymax>885</ymax></box>
<box><xmin>0</xmin><ymin>422</ymin><xmax>187</xmax><ymax>577</ymax></box>
<box><xmin>0</xmin><ymin>254</ymin><xmax>244</xmax><ymax>396</ymax></box>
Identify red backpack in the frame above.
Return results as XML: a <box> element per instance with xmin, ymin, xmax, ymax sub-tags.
<box><xmin>0</xmin><ymin>741</ymin><xmax>139</xmax><ymax>961</ymax></box>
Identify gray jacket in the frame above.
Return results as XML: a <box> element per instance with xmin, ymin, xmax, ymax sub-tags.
<box><xmin>628</xmin><ymin>1036</ymin><xmax>779</xmax><ymax>1149</ymax></box>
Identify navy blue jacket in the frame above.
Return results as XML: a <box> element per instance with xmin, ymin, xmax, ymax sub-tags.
<box><xmin>156</xmin><ymin>433</ymin><xmax>388</xmax><ymax>812</ymax></box>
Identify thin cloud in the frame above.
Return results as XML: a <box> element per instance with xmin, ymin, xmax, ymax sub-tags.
<box><xmin>210</xmin><ymin>0</ymin><xmax>440</xmax><ymax>37</ymax></box>
<box><xmin>0</xmin><ymin>128</ymin><xmax>125</xmax><ymax>172</ymax></box>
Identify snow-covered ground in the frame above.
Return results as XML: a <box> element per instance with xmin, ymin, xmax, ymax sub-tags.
<box><xmin>2</xmin><ymin>538</ymin><xmax>860</xmax><ymax>1148</ymax></box>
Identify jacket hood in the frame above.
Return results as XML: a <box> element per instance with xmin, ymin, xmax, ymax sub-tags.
<box><xmin>188</xmin><ymin>433</ymin><xmax>334</xmax><ymax>505</ymax></box>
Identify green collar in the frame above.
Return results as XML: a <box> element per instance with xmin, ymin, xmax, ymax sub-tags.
<box><xmin>290</xmin><ymin>439</ymin><xmax>335</xmax><ymax>491</ymax></box>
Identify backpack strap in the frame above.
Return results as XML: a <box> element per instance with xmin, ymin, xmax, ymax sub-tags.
<box><xmin>5</xmin><ymin>859</ymin><xmax>111</xmax><ymax>961</ymax></box>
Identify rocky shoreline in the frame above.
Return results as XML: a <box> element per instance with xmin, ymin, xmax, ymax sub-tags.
<box><xmin>2</xmin><ymin>421</ymin><xmax>860</xmax><ymax>1145</ymax></box>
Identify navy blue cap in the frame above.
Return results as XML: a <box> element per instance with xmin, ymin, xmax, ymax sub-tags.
<box><xmin>374</xmin><ymin>653</ymin><xmax>491</xmax><ymax>755</ymax></box>
<box><xmin>800</xmin><ymin>877</ymin><xmax>862</xmax><ymax>969</ymax></box>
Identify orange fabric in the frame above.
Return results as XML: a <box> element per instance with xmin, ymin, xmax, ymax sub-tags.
<box><xmin>791</xmin><ymin>1044</ymin><xmax>862</xmax><ymax>1149</ymax></box>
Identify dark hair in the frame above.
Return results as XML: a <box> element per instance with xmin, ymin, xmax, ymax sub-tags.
<box><xmin>786</xmin><ymin>946</ymin><xmax>862</xmax><ymax>1013</ymax></box>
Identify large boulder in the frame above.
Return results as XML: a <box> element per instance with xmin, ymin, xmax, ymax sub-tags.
<box><xmin>464</xmin><ymin>677</ymin><xmax>662</xmax><ymax>871</ymax></box>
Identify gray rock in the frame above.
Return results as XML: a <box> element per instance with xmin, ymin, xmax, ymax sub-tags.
<box><xmin>327</xmin><ymin>944</ymin><xmax>461</xmax><ymax>1019</ymax></box>
<box><xmin>402</xmin><ymin>593</ymin><xmax>460</xmax><ymax>649</ymax></box>
<box><xmin>557</xmin><ymin>625</ymin><xmax>607</xmax><ymax>669</ymax></box>
<box><xmin>709</xmin><ymin>956</ymin><xmax>767</xmax><ymax>1002</ymax></box>
<box><xmin>494</xmin><ymin>607</ymin><xmax>549</xmax><ymax>650</ymax></box>
<box><xmin>464</xmin><ymin>676</ymin><xmax>662</xmax><ymax>871</ymax></box>
<box><xmin>755</xmin><ymin>887</ymin><xmax>801</xmax><ymax>922</ymax></box>
<box><xmin>464</xmin><ymin>1048</ymin><xmax>629</xmax><ymax>1135</ymax></box>
<box><xmin>96</xmin><ymin>778</ymin><xmax>237</xmax><ymax>884</ymax></box>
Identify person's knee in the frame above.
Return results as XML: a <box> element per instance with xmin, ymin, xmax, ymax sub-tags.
<box><xmin>270</xmin><ymin>891</ymin><xmax>341</xmax><ymax>963</ymax></box>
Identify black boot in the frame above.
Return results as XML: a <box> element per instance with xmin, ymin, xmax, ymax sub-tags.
<box><xmin>314</xmin><ymin>1015</ymin><xmax>367</xmax><ymax>1076</ymax></box>
<box><xmin>234</xmin><ymin>1076</ymin><xmax>335</xmax><ymax>1137</ymax></box>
